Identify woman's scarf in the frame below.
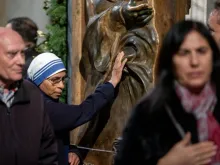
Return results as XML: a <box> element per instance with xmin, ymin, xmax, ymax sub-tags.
<box><xmin>175</xmin><ymin>81</ymin><xmax>220</xmax><ymax>163</ymax></box>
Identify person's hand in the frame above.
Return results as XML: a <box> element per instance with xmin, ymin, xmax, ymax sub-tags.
<box><xmin>68</xmin><ymin>152</ymin><xmax>80</xmax><ymax>165</ymax></box>
<box><xmin>108</xmin><ymin>51</ymin><xmax>127</xmax><ymax>87</ymax></box>
<box><xmin>158</xmin><ymin>132</ymin><xmax>217</xmax><ymax>165</ymax></box>
<box><xmin>121</xmin><ymin>0</ymin><xmax>153</xmax><ymax>29</ymax></box>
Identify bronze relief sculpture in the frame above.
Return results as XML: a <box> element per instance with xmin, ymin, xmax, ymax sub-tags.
<box><xmin>74</xmin><ymin>0</ymin><xmax>159</xmax><ymax>164</ymax></box>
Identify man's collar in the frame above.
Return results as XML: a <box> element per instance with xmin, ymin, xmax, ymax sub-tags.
<box><xmin>12</xmin><ymin>80</ymin><xmax>30</xmax><ymax>104</ymax></box>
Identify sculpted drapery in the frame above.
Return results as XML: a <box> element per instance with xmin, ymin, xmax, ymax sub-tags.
<box><xmin>74</xmin><ymin>0</ymin><xmax>159</xmax><ymax>164</ymax></box>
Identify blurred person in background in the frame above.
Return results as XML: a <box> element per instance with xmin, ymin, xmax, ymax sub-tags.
<box><xmin>114</xmin><ymin>20</ymin><xmax>220</xmax><ymax>165</ymax></box>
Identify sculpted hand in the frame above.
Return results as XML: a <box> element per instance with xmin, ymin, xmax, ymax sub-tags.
<box><xmin>108</xmin><ymin>51</ymin><xmax>127</xmax><ymax>87</ymax></box>
<box><xmin>121</xmin><ymin>0</ymin><xmax>153</xmax><ymax>29</ymax></box>
<box><xmin>68</xmin><ymin>152</ymin><xmax>80</xmax><ymax>165</ymax></box>
<box><xmin>158</xmin><ymin>132</ymin><xmax>217</xmax><ymax>165</ymax></box>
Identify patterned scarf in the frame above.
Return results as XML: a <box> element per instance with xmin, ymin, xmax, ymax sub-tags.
<box><xmin>175</xmin><ymin>81</ymin><xmax>220</xmax><ymax>164</ymax></box>
<box><xmin>0</xmin><ymin>83</ymin><xmax>18</xmax><ymax>108</ymax></box>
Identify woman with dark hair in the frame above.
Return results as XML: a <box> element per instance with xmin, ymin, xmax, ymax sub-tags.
<box><xmin>114</xmin><ymin>20</ymin><xmax>220</xmax><ymax>165</ymax></box>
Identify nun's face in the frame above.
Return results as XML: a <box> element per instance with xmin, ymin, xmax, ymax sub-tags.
<box><xmin>172</xmin><ymin>30</ymin><xmax>213</xmax><ymax>92</ymax></box>
<box><xmin>39</xmin><ymin>71</ymin><xmax>66</xmax><ymax>99</ymax></box>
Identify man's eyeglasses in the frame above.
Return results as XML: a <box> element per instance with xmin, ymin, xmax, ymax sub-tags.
<box><xmin>47</xmin><ymin>76</ymin><xmax>69</xmax><ymax>85</ymax></box>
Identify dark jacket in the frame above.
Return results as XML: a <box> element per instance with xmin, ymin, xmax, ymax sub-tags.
<box><xmin>0</xmin><ymin>80</ymin><xmax>58</xmax><ymax>165</ymax></box>
<box><xmin>44</xmin><ymin>82</ymin><xmax>115</xmax><ymax>165</ymax></box>
<box><xmin>114</xmin><ymin>86</ymin><xmax>220</xmax><ymax>165</ymax></box>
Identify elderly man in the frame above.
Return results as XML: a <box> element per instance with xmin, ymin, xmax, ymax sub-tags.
<box><xmin>6</xmin><ymin>17</ymin><xmax>39</xmax><ymax>78</ymax></box>
<box><xmin>0</xmin><ymin>28</ymin><xmax>58</xmax><ymax>164</ymax></box>
<box><xmin>208</xmin><ymin>0</ymin><xmax>220</xmax><ymax>46</ymax></box>
<box><xmin>27</xmin><ymin>52</ymin><xmax>126</xmax><ymax>165</ymax></box>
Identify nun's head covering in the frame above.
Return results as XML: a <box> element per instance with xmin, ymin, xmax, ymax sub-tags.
<box><xmin>27</xmin><ymin>52</ymin><xmax>66</xmax><ymax>86</ymax></box>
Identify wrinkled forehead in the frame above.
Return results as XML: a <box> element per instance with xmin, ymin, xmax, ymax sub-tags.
<box><xmin>210</xmin><ymin>9</ymin><xmax>220</xmax><ymax>16</ymax></box>
<box><xmin>0</xmin><ymin>29</ymin><xmax>25</xmax><ymax>52</ymax></box>
<box><xmin>208</xmin><ymin>13</ymin><xmax>220</xmax><ymax>30</ymax></box>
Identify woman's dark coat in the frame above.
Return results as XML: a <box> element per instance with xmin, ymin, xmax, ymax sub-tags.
<box><xmin>114</xmin><ymin>85</ymin><xmax>220</xmax><ymax>165</ymax></box>
<box><xmin>44</xmin><ymin>82</ymin><xmax>115</xmax><ymax>165</ymax></box>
